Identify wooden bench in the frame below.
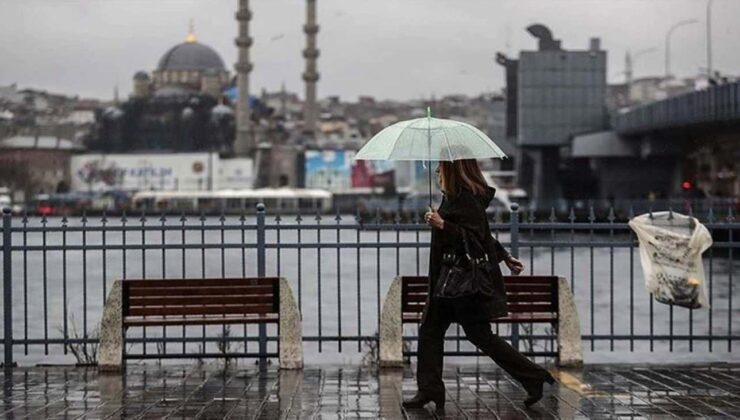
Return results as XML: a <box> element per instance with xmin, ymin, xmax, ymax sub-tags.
<box><xmin>99</xmin><ymin>277</ymin><xmax>303</xmax><ymax>371</ymax></box>
<box><xmin>379</xmin><ymin>275</ymin><xmax>583</xmax><ymax>367</ymax></box>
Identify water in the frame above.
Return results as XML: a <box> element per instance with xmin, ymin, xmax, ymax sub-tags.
<box><xmin>3</xmin><ymin>215</ymin><xmax>738</xmax><ymax>366</ymax></box>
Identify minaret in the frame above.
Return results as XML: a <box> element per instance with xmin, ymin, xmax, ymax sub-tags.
<box><xmin>234</xmin><ymin>0</ymin><xmax>253</xmax><ymax>155</ymax></box>
<box><xmin>302</xmin><ymin>0</ymin><xmax>319</xmax><ymax>136</ymax></box>
<box><xmin>280</xmin><ymin>81</ymin><xmax>287</xmax><ymax>118</ymax></box>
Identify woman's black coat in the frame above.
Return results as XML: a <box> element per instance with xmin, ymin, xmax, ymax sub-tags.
<box><xmin>428</xmin><ymin>186</ymin><xmax>510</xmax><ymax>319</ymax></box>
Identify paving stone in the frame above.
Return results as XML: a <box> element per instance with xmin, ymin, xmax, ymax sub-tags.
<box><xmin>1</xmin><ymin>363</ymin><xmax>739</xmax><ymax>418</ymax></box>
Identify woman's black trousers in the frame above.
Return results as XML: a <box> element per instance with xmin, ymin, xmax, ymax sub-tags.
<box><xmin>417</xmin><ymin>295</ymin><xmax>550</xmax><ymax>398</ymax></box>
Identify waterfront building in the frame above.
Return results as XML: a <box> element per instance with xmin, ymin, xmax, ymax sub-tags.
<box><xmin>0</xmin><ymin>135</ymin><xmax>84</xmax><ymax>200</ymax></box>
<box><xmin>497</xmin><ymin>24</ymin><xmax>608</xmax><ymax>209</ymax></box>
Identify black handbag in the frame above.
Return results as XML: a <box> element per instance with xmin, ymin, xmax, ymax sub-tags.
<box><xmin>433</xmin><ymin>229</ymin><xmax>497</xmax><ymax>299</ymax></box>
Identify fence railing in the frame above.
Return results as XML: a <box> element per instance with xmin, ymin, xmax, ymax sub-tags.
<box><xmin>1</xmin><ymin>203</ymin><xmax>738</xmax><ymax>367</ymax></box>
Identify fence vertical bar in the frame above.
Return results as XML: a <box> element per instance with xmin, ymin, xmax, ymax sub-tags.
<box><xmin>727</xmin><ymin>207</ymin><xmax>734</xmax><ymax>352</ymax></box>
<box><xmin>2</xmin><ymin>208</ymin><xmax>13</xmax><ymax>368</ymax></box>
<box><xmin>256</xmin><ymin>203</ymin><xmax>267</xmax><ymax>365</ymax></box>
<box><xmin>510</xmin><ymin>203</ymin><xmax>520</xmax><ymax>258</ymax></box>
<box><xmin>509</xmin><ymin>203</ymin><xmax>519</xmax><ymax>351</ymax></box>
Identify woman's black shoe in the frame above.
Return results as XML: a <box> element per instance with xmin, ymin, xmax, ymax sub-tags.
<box><xmin>523</xmin><ymin>372</ymin><xmax>555</xmax><ymax>408</ymax></box>
<box><xmin>402</xmin><ymin>392</ymin><xmax>445</xmax><ymax>409</ymax></box>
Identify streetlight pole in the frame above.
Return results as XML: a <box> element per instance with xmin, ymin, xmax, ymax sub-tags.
<box><xmin>665</xmin><ymin>19</ymin><xmax>698</xmax><ymax>79</ymax></box>
<box><xmin>706</xmin><ymin>0</ymin><xmax>714</xmax><ymax>78</ymax></box>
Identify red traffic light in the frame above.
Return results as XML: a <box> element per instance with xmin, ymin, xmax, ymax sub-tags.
<box><xmin>681</xmin><ymin>181</ymin><xmax>693</xmax><ymax>190</ymax></box>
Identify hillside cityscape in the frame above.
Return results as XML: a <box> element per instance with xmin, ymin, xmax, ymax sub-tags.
<box><xmin>1</xmin><ymin>2</ymin><xmax>738</xmax><ymax>218</ymax></box>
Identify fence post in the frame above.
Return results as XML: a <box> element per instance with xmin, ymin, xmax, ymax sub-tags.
<box><xmin>509</xmin><ymin>203</ymin><xmax>520</xmax><ymax>258</ymax></box>
<box><xmin>256</xmin><ymin>203</ymin><xmax>267</xmax><ymax>366</ymax></box>
<box><xmin>2</xmin><ymin>208</ymin><xmax>13</xmax><ymax>368</ymax></box>
<box><xmin>509</xmin><ymin>203</ymin><xmax>520</xmax><ymax>350</ymax></box>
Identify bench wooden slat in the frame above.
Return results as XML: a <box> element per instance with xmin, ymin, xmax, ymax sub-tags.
<box><xmin>122</xmin><ymin>278</ymin><xmax>278</xmax><ymax>287</ymax></box>
<box><xmin>404</xmin><ymin>292</ymin><xmax>427</xmax><ymax>302</ymax></box>
<box><xmin>127</xmin><ymin>304</ymin><xmax>275</xmax><ymax>317</ymax></box>
<box><xmin>129</xmin><ymin>295</ymin><xmax>275</xmax><ymax>306</ymax></box>
<box><xmin>404</xmin><ymin>284</ymin><xmax>428</xmax><ymax>293</ymax></box>
<box><xmin>505</xmin><ymin>284</ymin><xmax>554</xmax><ymax>293</ymax></box>
<box><xmin>507</xmin><ymin>303</ymin><xmax>556</xmax><ymax>313</ymax></box>
<box><xmin>404</xmin><ymin>293</ymin><xmax>555</xmax><ymax>304</ymax></box>
<box><xmin>404</xmin><ymin>302</ymin><xmax>426</xmax><ymax>311</ymax></box>
<box><xmin>402</xmin><ymin>312</ymin><xmax>557</xmax><ymax>323</ymax></box>
<box><xmin>503</xmin><ymin>276</ymin><xmax>558</xmax><ymax>283</ymax></box>
<box><xmin>506</xmin><ymin>293</ymin><xmax>554</xmax><ymax>303</ymax></box>
<box><xmin>126</xmin><ymin>285</ymin><xmax>274</xmax><ymax>297</ymax></box>
<box><xmin>123</xmin><ymin>314</ymin><xmax>279</xmax><ymax>327</ymax></box>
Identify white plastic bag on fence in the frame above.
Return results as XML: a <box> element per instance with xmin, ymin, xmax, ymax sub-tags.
<box><xmin>628</xmin><ymin>211</ymin><xmax>712</xmax><ymax>309</ymax></box>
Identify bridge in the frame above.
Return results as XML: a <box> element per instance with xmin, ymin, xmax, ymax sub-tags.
<box><xmin>571</xmin><ymin>81</ymin><xmax>740</xmax><ymax>203</ymax></box>
<box><xmin>612</xmin><ymin>81</ymin><xmax>740</xmax><ymax>136</ymax></box>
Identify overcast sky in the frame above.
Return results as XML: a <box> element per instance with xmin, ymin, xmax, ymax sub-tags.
<box><xmin>1</xmin><ymin>0</ymin><xmax>738</xmax><ymax>101</ymax></box>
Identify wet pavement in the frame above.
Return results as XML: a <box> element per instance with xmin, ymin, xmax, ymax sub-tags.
<box><xmin>1</xmin><ymin>362</ymin><xmax>739</xmax><ymax>419</ymax></box>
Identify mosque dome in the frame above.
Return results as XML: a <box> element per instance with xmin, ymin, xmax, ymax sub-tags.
<box><xmin>157</xmin><ymin>41</ymin><xmax>225</xmax><ymax>72</ymax></box>
<box><xmin>151</xmin><ymin>25</ymin><xmax>229</xmax><ymax>96</ymax></box>
<box><xmin>133</xmin><ymin>71</ymin><xmax>150</xmax><ymax>81</ymax></box>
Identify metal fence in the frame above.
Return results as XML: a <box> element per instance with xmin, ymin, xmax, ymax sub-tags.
<box><xmin>1</xmin><ymin>203</ymin><xmax>738</xmax><ymax>367</ymax></box>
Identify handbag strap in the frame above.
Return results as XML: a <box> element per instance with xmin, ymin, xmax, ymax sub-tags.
<box><xmin>460</xmin><ymin>228</ymin><xmax>488</xmax><ymax>262</ymax></box>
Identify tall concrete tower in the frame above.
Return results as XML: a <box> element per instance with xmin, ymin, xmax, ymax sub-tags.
<box><xmin>302</xmin><ymin>0</ymin><xmax>320</xmax><ymax>137</ymax></box>
<box><xmin>234</xmin><ymin>0</ymin><xmax>253</xmax><ymax>155</ymax></box>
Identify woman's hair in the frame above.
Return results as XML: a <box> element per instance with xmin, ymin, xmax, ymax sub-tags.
<box><xmin>439</xmin><ymin>159</ymin><xmax>488</xmax><ymax>198</ymax></box>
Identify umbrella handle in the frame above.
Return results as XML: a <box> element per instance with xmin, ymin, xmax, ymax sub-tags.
<box><xmin>427</xmin><ymin>106</ymin><xmax>432</xmax><ymax>208</ymax></box>
<box><xmin>428</xmin><ymin>161</ymin><xmax>432</xmax><ymax>208</ymax></box>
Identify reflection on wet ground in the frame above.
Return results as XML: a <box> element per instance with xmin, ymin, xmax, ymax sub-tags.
<box><xmin>1</xmin><ymin>363</ymin><xmax>739</xmax><ymax>419</ymax></box>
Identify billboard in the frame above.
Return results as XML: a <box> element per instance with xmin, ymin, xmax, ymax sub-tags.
<box><xmin>304</xmin><ymin>150</ymin><xmax>352</xmax><ymax>191</ymax></box>
<box><xmin>304</xmin><ymin>149</ymin><xmax>398</xmax><ymax>191</ymax></box>
<box><xmin>70</xmin><ymin>153</ymin><xmax>253</xmax><ymax>192</ymax></box>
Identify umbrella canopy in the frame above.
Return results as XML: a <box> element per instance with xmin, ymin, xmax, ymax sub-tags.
<box><xmin>354</xmin><ymin>109</ymin><xmax>507</xmax><ymax>206</ymax></box>
<box><xmin>354</xmin><ymin>115</ymin><xmax>506</xmax><ymax>162</ymax></box>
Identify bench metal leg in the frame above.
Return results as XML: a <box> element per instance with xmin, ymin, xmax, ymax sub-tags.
<box><xmin>379</xmin><ymin>276</ymin><xmax>403</xmax><ymax>368</ymax></box>
<box><xmin>99</xmin><ymin>280</ymin><xmax>124</xmax><ymax>373</ymax></box>
<box><xmin>278</xmin><ymin>277</ymin><xmax>303</xmax><ymax>369</ymax></box>
<box><xmin>557</xmin><ymin>276</ymin><xmax>583</xmax><ymax>367</ymax></box>
<box><xmin>511</xmin><ymin>324</ymin><xmax>520</xmax><ymax>350</ymax></box>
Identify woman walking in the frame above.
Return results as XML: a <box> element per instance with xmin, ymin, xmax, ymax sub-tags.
<box><xmin>403</xmin><ymin>159</ymin><xmax>555</xmax><ymax>410</ymax></box>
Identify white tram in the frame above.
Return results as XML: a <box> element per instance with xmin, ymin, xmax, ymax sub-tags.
<box><xmin>131</xmin><ymin>188</ymin><xmax>333</xmax><ymax>213</ymax></box>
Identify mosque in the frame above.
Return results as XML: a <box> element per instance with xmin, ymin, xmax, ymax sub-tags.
<box><xmin>90</xmin><ymin>0</ymin><xmax>321</xmax><ymax>189</ymax></box>
<box><xmin>91</xmin><ymin>26</ymin><xmax>237</xmax><ymax>154</ymax></box>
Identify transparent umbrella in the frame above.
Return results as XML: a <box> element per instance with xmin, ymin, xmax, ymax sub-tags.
<box><xmin>354</xmin><ymin>107</ymin><xmax>507</xmax><ymax>206</ymax></box>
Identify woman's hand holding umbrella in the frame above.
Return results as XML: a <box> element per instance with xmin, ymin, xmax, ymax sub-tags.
<box><xmin>424</xmin><ymin>207</ymin><xmax>444</xmax><ymax>230</ymax></box>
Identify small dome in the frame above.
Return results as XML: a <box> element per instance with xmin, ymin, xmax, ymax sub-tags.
<box><xmin>211</xmin><ymin>104</ymin><xmax>233</xmax><ymax>115</ymax></box>
<box><xmin>103</xmin><ymin>106</ymin><xmax>124</xmax><ymax>120</ymax></box>
<box><xmin>157</xmin><ymin>42</ymin><xmax>225</xmax><ymax>72</ymax></box>
<box><xmin>133</xmin><ymin>71</ymin><xmax>150</xmax><ymax>81</ymax></box>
